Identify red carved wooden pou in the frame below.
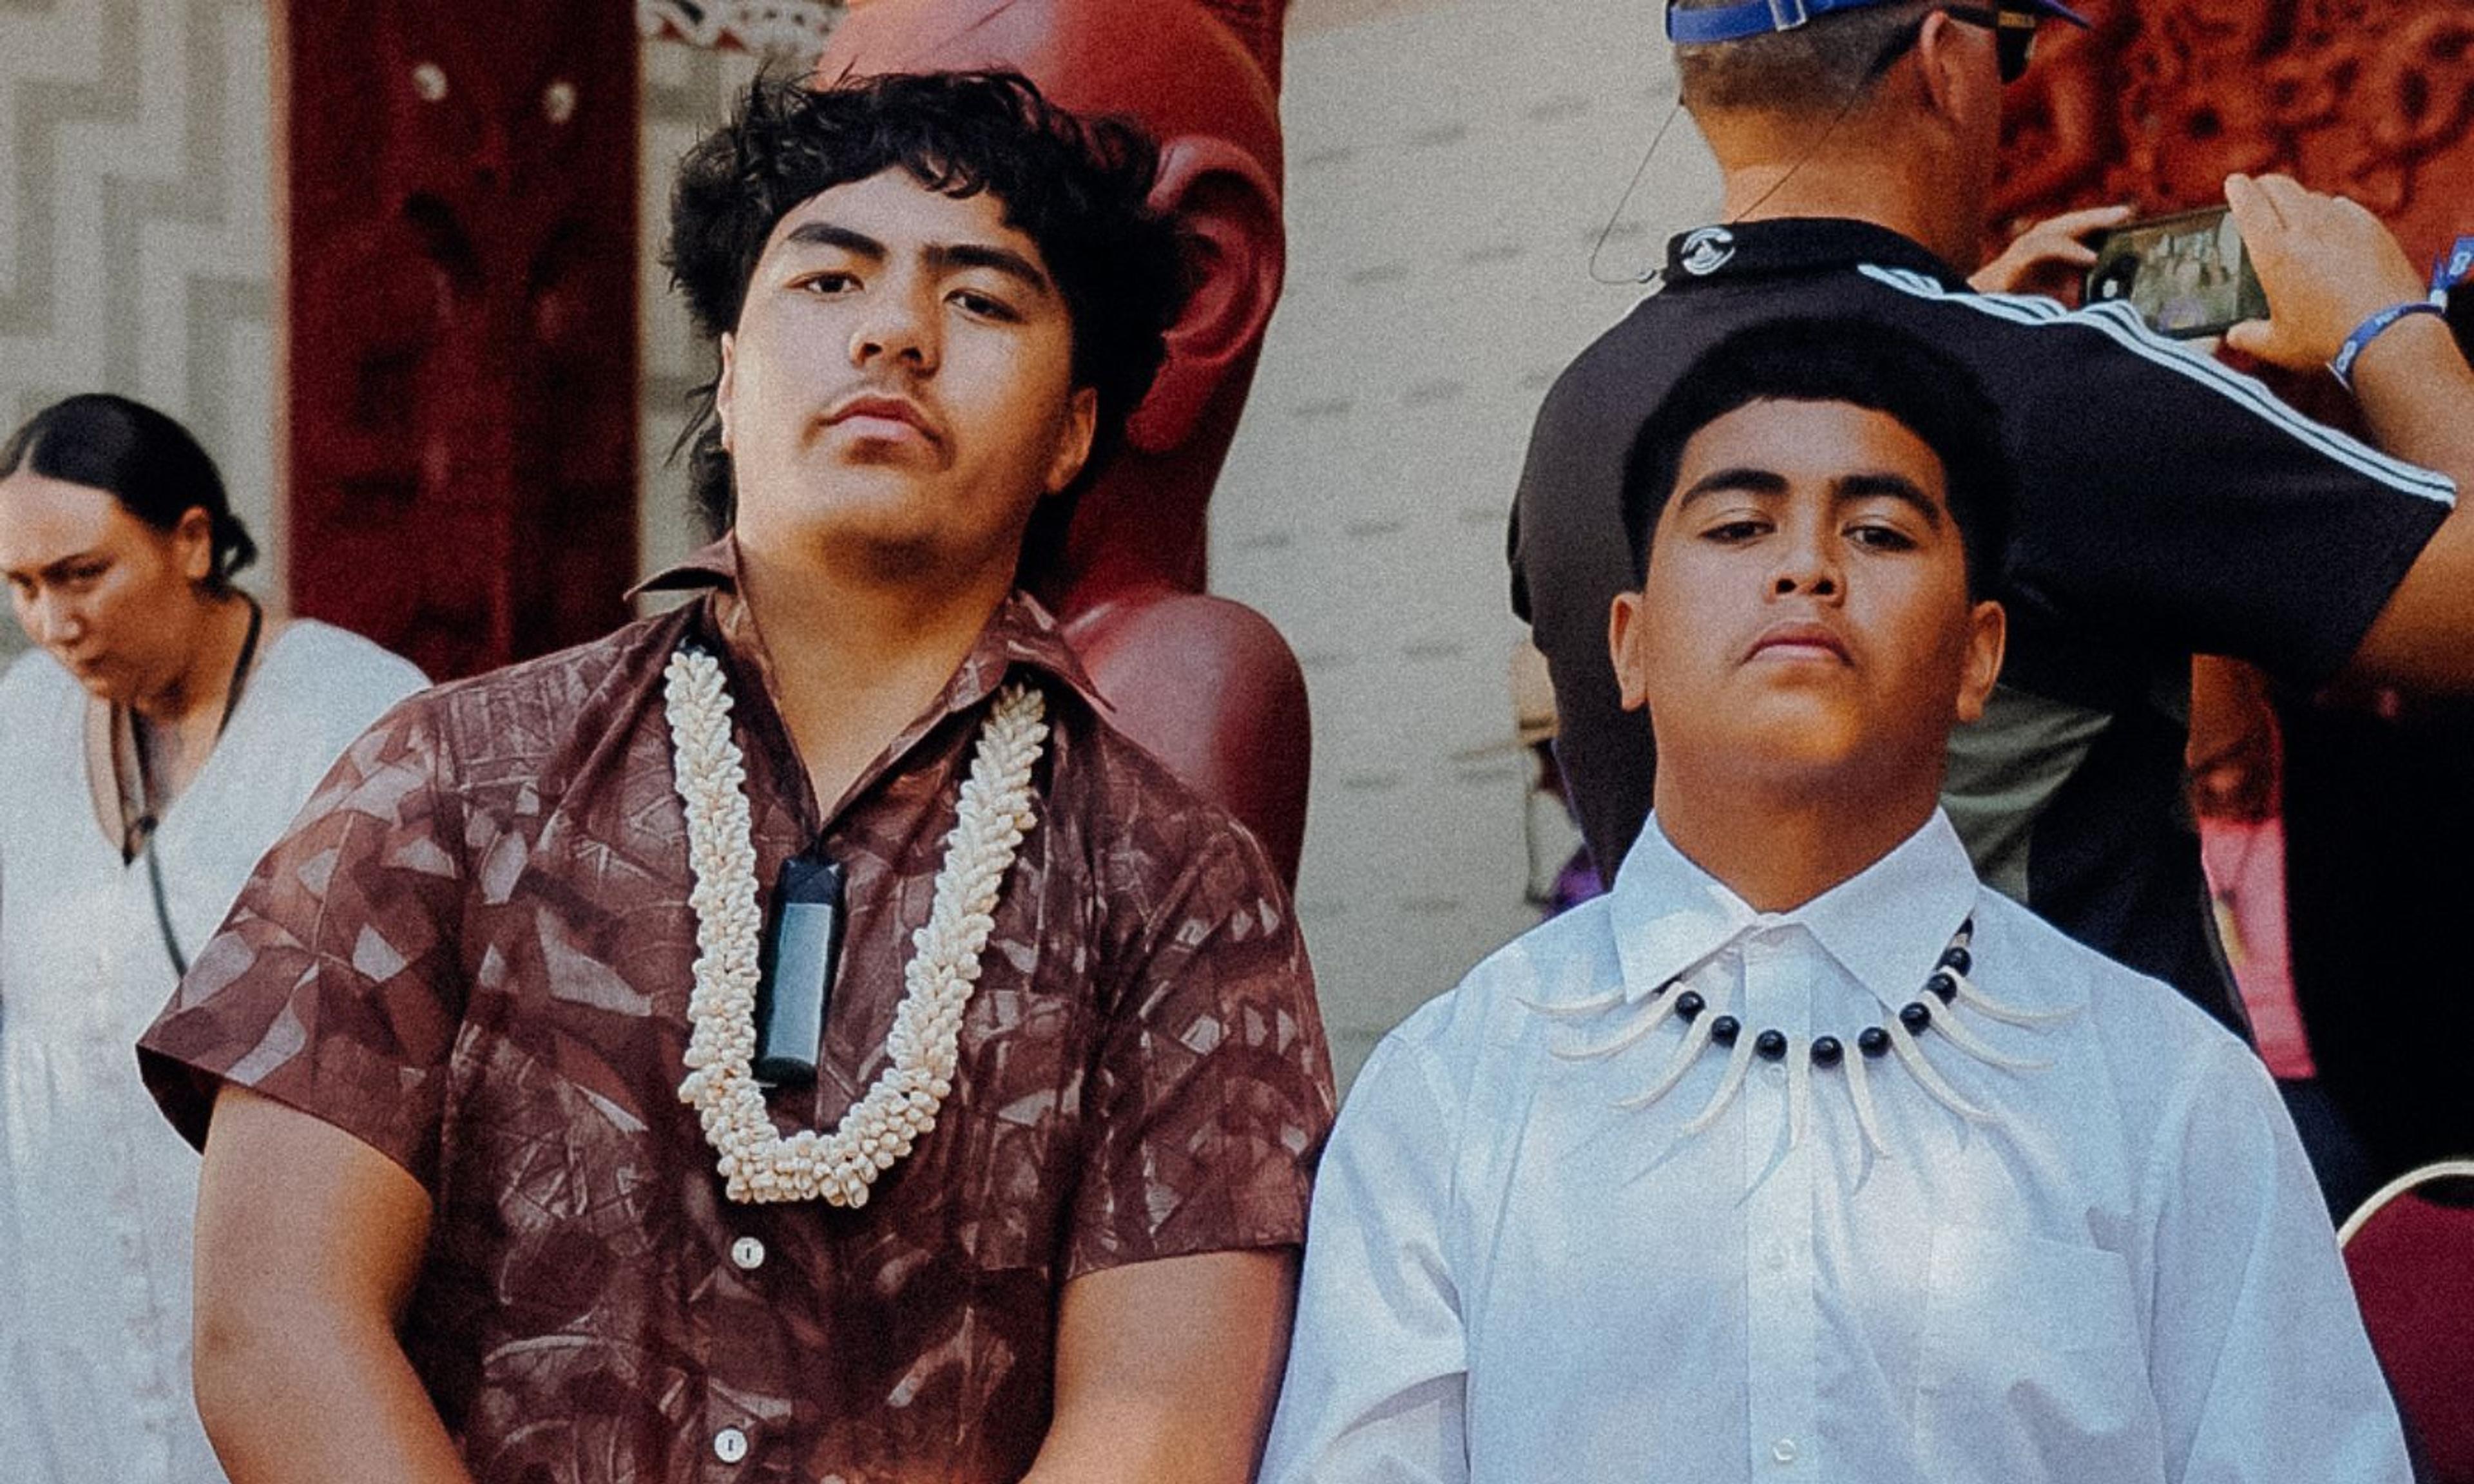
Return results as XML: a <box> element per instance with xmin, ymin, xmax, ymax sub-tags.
<box><xmin>283</xmin><ymin>1</ymin><xmax>639</xmax><ymax>680</ymax></box>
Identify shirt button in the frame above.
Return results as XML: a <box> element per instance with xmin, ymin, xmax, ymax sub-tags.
<box><xmin>714</xmin><ymin>1427</ymin><xmax>749</xmax><ymax>1464</ymax></box>
<box><xmin>1765</xmin><ymin>1243</ymin><xmax>1790</xmax><ymax>1273</ymax></box>
<box><xmin>1765</xmin><ymin>1061</ymin><xmax>1789</xmax><ymax>1087</ymax></box>
<box><xmin>1772</xmin><ymin>1437</ymin><xmax>1799</xmax><ymax>1465</ymax></box>
<box><xmin>731</xmin><ymin>1235</ymin><xmax>766</xmax><ymax>1271</ymax></box>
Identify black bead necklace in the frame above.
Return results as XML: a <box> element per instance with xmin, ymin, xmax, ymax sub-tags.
<box><xmin>1547</xmin><ymin>915</ymin><xmax>2071</xmax><ymax>1154</ymax></box>
<box><xmin>1680</xmin><ymin>921</ymin><xmax>1977</xmax><ymax>1070</ymax></box>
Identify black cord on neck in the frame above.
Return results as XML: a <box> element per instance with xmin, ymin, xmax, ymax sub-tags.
<box><xmin>127</xmin><ymin>593</ymin><xmax>265</xmax><ymax>977</ymax></box>
<box><xmin>1594</xmin><ymin>18</ymin><xmax>1914</xmax><ymax>289</ymax></box>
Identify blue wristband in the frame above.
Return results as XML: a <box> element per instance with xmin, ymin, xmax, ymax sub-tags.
<box><xmin>2329</xmin><ymin>301</ymin><xmax>2446</xmax><ymax>391</ymax></box>
<box><xmin>2435</xmin><ymin>234</ymin><xmax>2474</xmax><ymax>298</ymax></box>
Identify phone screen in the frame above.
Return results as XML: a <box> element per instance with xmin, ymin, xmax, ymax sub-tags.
<box><xmin>2083</xmin><ymin>207</ymin><xmax>2270</xmax><ymax>339</ymax></box>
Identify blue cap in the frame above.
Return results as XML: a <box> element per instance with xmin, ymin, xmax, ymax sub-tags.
<box><xmin>1667</xmin><ymin>0</ymin><xmax>2089</xmax><ymax>46</ymax></box>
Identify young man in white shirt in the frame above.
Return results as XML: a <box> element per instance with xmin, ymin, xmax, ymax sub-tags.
<box><xmin>1262</xmin><ymin>317</ymin><xmax>2410</xmax><ymax>1484</ymax></box>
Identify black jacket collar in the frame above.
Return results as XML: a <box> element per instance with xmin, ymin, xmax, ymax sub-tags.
<box><xmin>1660</xmin><ymin>218</ymin><xmax>1968</xmax><ymax>290</ymax></box>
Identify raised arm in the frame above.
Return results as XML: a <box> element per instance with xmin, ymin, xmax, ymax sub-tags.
<box><xmin>192</xmin><ymin>1087</ymin><xmax>470</xmax><ymax>1484</ymax></box>
<box><xmin>1023</xmin><ymin>1250</ymin><xmax>1298</xmax><ymax>1484</ymax></box>
<box><xmin>2224</xmin><ymin>172</ymin><xmax>2474</xmax><ymax>689</ymax></box>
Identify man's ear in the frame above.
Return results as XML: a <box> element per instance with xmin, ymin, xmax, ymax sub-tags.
<box><xmin>1913</xmin><ymin>9</ymin><xmax>1987</xmax><ymax>128</ymax></box>
<box><xmin>1047</xmin><ymin>386</ymin><xmax>1099</xmax><ymax>495</ymax></box>
<box><xmin>1954</xmin><ymin>597</ymin><xmax>2007</xmax><ymax>724</ymax></box>
<box><xmin>715</xmin><ymin>332</ymin><xmax>738</xmax><ymax>454</ymax></box>
<box><xmin>1609</xmin><ymin>586</ymin><xmax>1654</xmax><ymax>714</ymax></box>
<box><xmin>1126</xmin><ymin>137</ymin><xmax>1285</xmax><ymax>455</ymax></box>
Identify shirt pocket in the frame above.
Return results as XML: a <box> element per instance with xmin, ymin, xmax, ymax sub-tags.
<box><xmin>1913</xmin><ymin>1224</ymin><xmax>2166</xmax><ymax>1484</ymax></box>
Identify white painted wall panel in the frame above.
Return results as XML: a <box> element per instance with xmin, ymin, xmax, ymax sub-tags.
<box><xmin>1222</xmin><ymin>0</ymin><xmax>1720</xmax><ymax>1084</ymax></box>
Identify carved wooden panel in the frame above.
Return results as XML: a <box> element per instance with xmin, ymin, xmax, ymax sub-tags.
<box><xmin>1995</xmin><ymin>0</ymin><xmax>2474</xmax><ymax>271</ymax></box>
<box><xmin>285</xmin><ymin>0</ymin><xmax>638</xmax><ymax>680</ymax></box>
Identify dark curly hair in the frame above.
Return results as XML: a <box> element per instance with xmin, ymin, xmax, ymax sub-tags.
<box><xmin>664</xmin><ymin>70</ymin><xmax>1186</xmax><ymax>572</ymax></box>
<box><xmin>1</xmin><ymin>393</ymin><xmax>257</xmax><ymax>591</ymax></box>
<box><xmin>1622</xmin><ymin>316</ymin><xmax>2015</xmax><ymax>598</ymax></box>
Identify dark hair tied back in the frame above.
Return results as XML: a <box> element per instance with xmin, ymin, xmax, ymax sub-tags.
<box><xmin>0</xmin><ymin>393</ymin><xmax>257</xmax><ymax>588</ymax></box>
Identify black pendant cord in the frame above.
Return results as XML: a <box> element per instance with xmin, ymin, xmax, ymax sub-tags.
<box><xmin>126</xmin><ymin>594</ymin><xmax>264</xmax><ymax>977</ymax></box>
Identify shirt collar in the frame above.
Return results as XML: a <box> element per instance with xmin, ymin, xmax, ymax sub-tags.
<box><xmin>630</xmin><ymin>534</ymin><xmax>1108</xmax><ymax>717</ymax></box>
<box><xmin>1660</xmin><ymin>218</ymin><xmax>1967</xmax><ymax>291</ymax></box>
<box><xmin>1604</xmin><ymin>809</ymin><xmax>1981</xmax><ymax>1012</ymax></box>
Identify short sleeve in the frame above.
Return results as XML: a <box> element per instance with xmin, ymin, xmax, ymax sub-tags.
<box><xmin>1941</xmin><ymin>295</ymin><xmax>2457</xmax><ymax>688</ymax></box>
<box><xmin>1258</xmin><ymin>1031</ymin><xmax>1470</xmax><ymax>1484</ymax></box>
<box><xmin>2139</xmin><ymin>1035</ymin><xmax>2413</xmax><ymax>1482</ymax></box>
<box><xmin>137</xmin><ymin>696</ymin><xmax>471</xmax><ymax>1192</ymax></box>
<box><xmin>1065</xmin><ymin>824</ymin><xmax>1333</xmax><ymax>1280</ymax></box>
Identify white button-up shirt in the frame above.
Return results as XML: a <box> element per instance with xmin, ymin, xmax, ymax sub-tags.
<box><xmin>1263</xmin><ymin>812</ymin><xmax>2408</xmax><ymax>1484</ymax></box>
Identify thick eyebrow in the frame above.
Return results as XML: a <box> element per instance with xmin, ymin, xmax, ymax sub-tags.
<box><xmin>1672</xmin><ymin>467</ymin><xmax>1945</xmax><ymax>529</ymax></box>
<box><xmin>781</xmin><ymin>221</ymin><xmax>886</xmax><ymax>260</ymax></box>
<box><xmin>778</xmin><ymin>220</ymin><xmax>1054</xmax><ymax>300</ymax></box>
<box><xmin>1674</xmin><ymin>468</ymin><xmax>1790</xmax><ymax>508</ymax></box>
<box><xmin>925</xmin><ymin>242</ymin><xmax>1054</xmax><ymax>298</ymax></box>
<box><xmin>1</xmin><ymin>548</ymin><xmax>107</xmax><ymax>585</ymax></box>
<box><xmin>1832</xmin><ymin>472</ymin><xmax>1944</xmax><ymax>528</ymax></box>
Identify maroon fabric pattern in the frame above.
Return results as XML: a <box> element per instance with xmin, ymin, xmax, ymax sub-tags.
<box><xmin>139</xmin><ymin>543</ymin><xmax>1333</xmax><ymax>1483</ymax></box>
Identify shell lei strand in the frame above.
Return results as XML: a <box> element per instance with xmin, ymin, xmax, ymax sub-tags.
<box><xmin>663</xmin><ymin>645</ymin><xmax>1048</xmax><ymax>1206</ymax></box>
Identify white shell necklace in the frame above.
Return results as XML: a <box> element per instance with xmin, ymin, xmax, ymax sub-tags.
<box><xmin>663</xmin><ymin>643</ymin><xmax>1048</xmax><ymax>1206</ymax></box>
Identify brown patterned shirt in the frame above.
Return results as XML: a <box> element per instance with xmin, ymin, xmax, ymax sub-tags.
<box><xmin>139</xmin><ymin>541</ymin><xmax>1334</xmax><ymax>1484</ymax></box>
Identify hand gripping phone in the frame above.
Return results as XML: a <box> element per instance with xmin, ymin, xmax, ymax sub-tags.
<box><xmin>2084</xmin><ymin>206</ymin><xmax>2270</xmax><ymax>339</ymax></box>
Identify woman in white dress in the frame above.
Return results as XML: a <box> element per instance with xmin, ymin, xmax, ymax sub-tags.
<box><xmin>0</xmin><ymin>394</ymin><xmax>426</xmax><ymax>1481</ymax></box>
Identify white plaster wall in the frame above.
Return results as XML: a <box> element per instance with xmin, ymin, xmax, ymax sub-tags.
<box><xmin>638</xmin><ymin>39</ymin><xmax>767</xmax><ymax>587</ymax></box>
<box><xmin>1222</xmin><ymin>0</ymin><xmax>1721</xmax><ymax>1085</ymax></box>
<box><xmin>0</xmin><ymin>0</ymin><xmax>277</xmax><ymax>660</ymax></box>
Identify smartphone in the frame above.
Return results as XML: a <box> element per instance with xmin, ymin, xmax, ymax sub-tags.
<box><xmin>2083</xmin><ymin>206</ymin><xmax>2270</xmax><ymax>339</ymax></box>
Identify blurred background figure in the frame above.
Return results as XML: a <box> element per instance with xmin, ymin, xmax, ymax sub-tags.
<box><xmin>0</xmin><ymin>394</ymin><xmax>424</xmax><ymax>1484</ymax></box>
<box><xmin>1510</xmin><ymin>640</ymin><xmax>1602</xmax><ymax>917</ymax></box>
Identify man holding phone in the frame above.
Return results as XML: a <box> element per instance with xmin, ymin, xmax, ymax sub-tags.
<box><xmin>1511</xmin><ymin>0</ymin><xmax>2474</xmax><ymax>1036</ymax></box>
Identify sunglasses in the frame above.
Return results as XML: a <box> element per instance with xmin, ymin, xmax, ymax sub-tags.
<box><xmin>1872</xmin><ymin>5</ymin><xmax>2043</xmax><ymax>86</ymax></box>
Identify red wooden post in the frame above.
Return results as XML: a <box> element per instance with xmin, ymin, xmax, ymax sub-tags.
<box><xmin>282</xmin><ymin>0</ymin><xmax>639</xmax><ymax>680</ymax></box>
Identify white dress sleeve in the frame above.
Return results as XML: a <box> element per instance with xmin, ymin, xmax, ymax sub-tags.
<box><xmin>1258</xmin><ymin>1031</ymin><xmax>1469</xmax><ymax>1484</ymax></box>
<box><xmin>2140</xmin><ymin>1036</ymin><xmax>2413</xmax><ymax>1483</ymax></box>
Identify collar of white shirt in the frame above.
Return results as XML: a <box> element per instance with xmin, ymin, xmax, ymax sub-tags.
<box><xmin>1605</xmin><ymin>809</ymin><xmax>1986</xmax><ymax>1015</ymax></box>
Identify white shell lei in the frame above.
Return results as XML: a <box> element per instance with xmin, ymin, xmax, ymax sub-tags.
<box><xmin>662</xmin><ymin>645</ymin><xmax>1048</xmax><ymax>1206</ymax></box>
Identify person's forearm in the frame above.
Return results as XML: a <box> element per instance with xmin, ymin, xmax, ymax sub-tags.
<box><xmin>195</xmin><ymin>1300</ymin><xmax>472</xmax><ymax>1484</ymax></box>
<box><xmin>1024</xmin><ymin>1250</ymin><xmax>1294</xmax><ymax>1484</ymax></box>
<box><xmin>1021</xmin><ymin>1426</ymin><xmax>1258</xmax><ymax>1484</ymax></box>
<box><xmin>2350</xmin><ymin>314</ymin><xmax>2474</xmax><ymax>488</ymax></box>
<box><xmin>2336</xmin><ymin>315</ymin><xmax>2474</xmax><ymax>690</ymax></box>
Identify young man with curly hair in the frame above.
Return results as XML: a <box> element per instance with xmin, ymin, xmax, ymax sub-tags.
<box><xmin>141</xmin><ymin>71</ymin><xmax>1331</xmax><ymax>1484</ymax></box>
